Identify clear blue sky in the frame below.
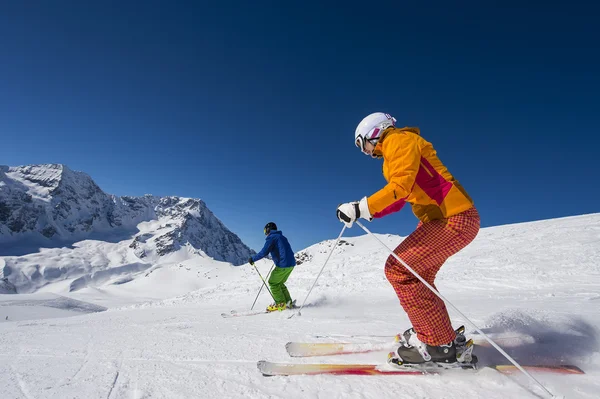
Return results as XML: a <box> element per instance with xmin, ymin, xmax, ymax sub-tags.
<box><xmin>1</xmin><ymin>2</ymin><xmax>598</xmax><ymax>252</ymax></box>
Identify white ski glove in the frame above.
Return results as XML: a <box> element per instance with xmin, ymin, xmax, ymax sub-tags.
<box><xmin>336</xmin><ymin>197</ymin><xmax>372</xmax><ymax>227</ymax></box>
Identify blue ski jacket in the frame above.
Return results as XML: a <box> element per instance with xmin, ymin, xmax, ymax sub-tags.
<box><xmin>251</xmin><ymin>230</ymin><xmax>296</xmax><ymax>268</ymax></box>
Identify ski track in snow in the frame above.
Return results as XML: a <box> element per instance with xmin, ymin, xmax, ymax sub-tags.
<box><xmin>11</xmin><ymin>364</ymin><xmax>34</xmax><ymax>399</ymax></box>
<box><xmin>106</xmin><ymin>354</ymin><xmax>123</xmax><ymax>399</ymax></box>
<box><xmin>0</xmin><ymin>214</ymin><xmax>599</xmax><ymax>398</ymax></box>
<box><xmin>52</xmin><ymin>333</ymin><xmax>94</xmax><ymax>391</ymax></box>
<box><xmin>71</xmin><ymin>334</ymin><xmax>94</xmax><ymax>383</ymax></box>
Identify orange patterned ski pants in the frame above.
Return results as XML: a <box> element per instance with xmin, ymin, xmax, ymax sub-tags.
<box><xmin>384</xmin><ymin>207</ymin><xmax>480</xmax><ymax>346</ymax></box>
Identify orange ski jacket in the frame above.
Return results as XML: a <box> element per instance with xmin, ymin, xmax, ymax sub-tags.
<box><xmin>367</xmin><ymin>127</ymin><xmax>474</xmax><ymax>222</ymax></box>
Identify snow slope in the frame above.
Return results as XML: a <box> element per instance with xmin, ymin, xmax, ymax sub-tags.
<box><xmin>0</xmin><ymin>213</ymin><xmax>599</xmax><ymax>398</ymax></box>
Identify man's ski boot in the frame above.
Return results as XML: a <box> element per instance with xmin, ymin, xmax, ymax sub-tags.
<box><xmin>388</xmin><ymin>325</ymin><xmax>477</xmax><ymax>370</ymax></box>
<box><xmin>266</xmin><ymin>302</ymin><xmax>288</xmax><ymax>312</ymax></box>
<box><xmin>286</xmin><ymin>299</ymin><xmax>297</xmax><ymax>309</ymax></box>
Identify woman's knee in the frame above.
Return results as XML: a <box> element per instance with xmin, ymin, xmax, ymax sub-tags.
<box><xmin>384</xmin><ymin>258</ymin><xmax>410</xmax><ymax>283</ymax></box>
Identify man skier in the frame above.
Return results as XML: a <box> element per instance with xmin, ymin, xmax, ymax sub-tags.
<box><xmin>249</xmin><ymin>222</ymin><xmax>297</xmax><ymax>312</ymax></box>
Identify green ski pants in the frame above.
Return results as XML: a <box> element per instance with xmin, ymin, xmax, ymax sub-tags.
<box><xmin>268</xmin><ymin>266</ymin><xmax>294</xmax><ymax>304</ymax></box>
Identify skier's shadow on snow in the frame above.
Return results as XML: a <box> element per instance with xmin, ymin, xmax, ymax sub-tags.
<box><xmin>473</xmin><ymin>314</ymin><xmax>598</xmax><ymax>367</ymax></box>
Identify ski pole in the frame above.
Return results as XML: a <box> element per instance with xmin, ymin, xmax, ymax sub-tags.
<box><xmin>355</xmin><ymin>220</ymin><xmax>557</xmax><ymax>399</ymax></box>
<box><xmin>252</xmin><ymin>264</ymin><xmax>277</xmax><ymax>304</ymax></box>
<box><xmin>290</xmin><ymin>225</ymin><xmax>346</xmax><ymax>318</ymax></box>
<box><xmin>251</xmin><ymin>264</ymin><xmax>275</xmax><ymax>310</ymax></box>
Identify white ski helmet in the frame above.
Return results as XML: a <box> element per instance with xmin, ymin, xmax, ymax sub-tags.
<box><xmin>355</xmin><ymin>112</ymin><xmax>397</xmax><ymax>155</ymax></box>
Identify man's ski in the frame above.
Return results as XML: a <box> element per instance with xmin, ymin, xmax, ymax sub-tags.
<box><xmin>221</xmin><ymin>309</ymin><xmax>270</xmax><ymax>318</ymax></box>
<box><xmin>222</xmin><ymin>303</ymin><xmax>298</xmax><ymax>318</ymax></box>
<box><xmin>222</xmin><ymin>300</ymin><xmax>298</xmax><ymax>318</ymax></box>
<box><xmin>257</xmin><ymin>360</ymin><xmax>584</xmax><ymax>377</ymax></box>
<box><xmin>287</xmin><ymin>331</ymin><xmax>534</xmax><ymax>357</ymax></box>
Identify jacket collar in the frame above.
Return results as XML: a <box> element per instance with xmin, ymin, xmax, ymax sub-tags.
<box><xmin>374</xmin><ymin>127</ymin><xmax>421</xmax><ymax>157</ymax></box>
<box><xmin>266</xmin><ymin>230</ymin><xmax>281</xmax><ymax>239</ymax></box>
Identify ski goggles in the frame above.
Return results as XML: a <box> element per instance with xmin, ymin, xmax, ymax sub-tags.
<box><xmin>355</xmin><ymin>134</ymin><xmax>379</xmax><ymax>155</ymax></box>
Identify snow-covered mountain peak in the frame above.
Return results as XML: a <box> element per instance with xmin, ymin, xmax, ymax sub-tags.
<box><xmin>0</xmin><ymin>164</ymin><xmax>255</xmax><ymax>293</ymax></box>
<box><xmin>4</xmin><ymin>164</ymin><xmax>65</xmax><ymax>201</ymax></box>
<box><xmin>3</xmin><ymin>164</ymin><xmax>101</xmax><ymax>201</ymax></box>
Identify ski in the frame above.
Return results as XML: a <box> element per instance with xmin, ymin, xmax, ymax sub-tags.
<box><xmin>286</xmin><ymin>334</ymin><xmax>532</xmax><ymax>357</ymax></box>
<box><xmin>288</xmin><ymin>330</ymin><xmax>534</xmax><ymax>357</ymax></box>
<box><xmin>257</xmin><ymin>360</ymin><xmax>584</xmax><ymax>377</ymax></box>
<box><xmin>286</xmin><ymin>341</ymin><xmax>390</xmax><ymax>357</ymax></box>
<box><xmin>221</xmin><ymin>310</ymin><xmax>269</xmax><ymax>318</ymax></box>
<box><xmin>222</xmin><ymin>301</ymin><xmax>298</xmax><ymax>318</ymax></box>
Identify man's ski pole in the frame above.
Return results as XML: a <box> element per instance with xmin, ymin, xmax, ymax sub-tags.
<box><xmin>290</xmin><ymin>225</ymin><xmax>346</xmax><ymax>318</ymax></box>
<box><xmin>252</xmin><ymin>264</ymin><xmax>277</xmax><ymax>304</ymax></box>
<box><xmin>355</xmin><ymin>220</ymin><xmax>557</xmax><ymax>399</ymax></box>
<box><xmin>251</xmin><ymin>264</ymin><xmax>275</xmax><ymax>310</ymax></box>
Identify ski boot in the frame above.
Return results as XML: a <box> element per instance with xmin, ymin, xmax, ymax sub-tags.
<box><xmin>454</xmin><ymin>330</ymin><xmax>477</xmax><ymax>365</ymax></box>
<box><xmin>286</xmin><ymin>299</ymin><xmax>297</xmax><ymax>309</ymax></box>
<box><xmin>394</xmin><ymin>325</ymin><xmax>467</xmax><ymax>346</ymax></box>
<box><xmin>266</xmin><ymin>302</ymin><xmax>288</xmax><ymax>312</ymax></box>
<box><xmin>394</xmin><ymin>327</ymin><xmax>417</xmax><ymax>346</ymax></box>
<box><xmin>388</xmin><ymin>326</ymin><xmax>477</xmax><ymax>370</ymax></box>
